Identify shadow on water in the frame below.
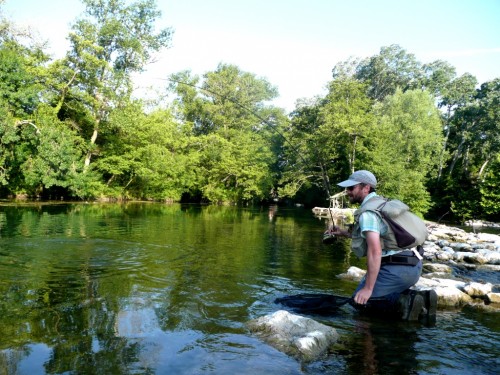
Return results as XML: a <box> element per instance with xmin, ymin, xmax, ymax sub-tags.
<box><xmin>0</xmin><ymin>202</ymin><xmax>498</xmax><ymax>374</ymax></box>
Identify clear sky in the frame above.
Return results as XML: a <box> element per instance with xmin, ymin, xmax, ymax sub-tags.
<box><xmin>2</xmin><ymin>0</ymin><xmax>499</xmax><ymax>112</ymax></box>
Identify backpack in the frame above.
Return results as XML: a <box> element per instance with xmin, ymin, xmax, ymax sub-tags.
<box><xmin>375</xmin><ymin>199</ymin><xmax>428</xmax><ymax>249</ymax></box>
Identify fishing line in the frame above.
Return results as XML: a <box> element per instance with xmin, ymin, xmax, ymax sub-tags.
<box><xmin>165</xmin><ymin>77</ymin><xmax>308</xmax><ymax>165</ymax></box>
<box><xmin>165</xmin><ymin>77</ymin><xmax>342</xmax><ymax>231</ymax></box>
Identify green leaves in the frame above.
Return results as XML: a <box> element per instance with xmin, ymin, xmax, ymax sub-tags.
<box><xmin>63</xmin><ymin>0</ymin><xmax>173</xmax><ymax>168</ymax></box>
<box><xmin>367</xmin><ymin>89</ymin><xmax>443</xmax><ymax>214</ymax></box>
<box><xmin>1</xmin><ymin>1</ymin><xmax>500</xmax><ymax>223</ymax></box>
<box><xmin>169</xmin><ymin>64</ymin><xmax>282</xmax><ymax>204</ymax></box>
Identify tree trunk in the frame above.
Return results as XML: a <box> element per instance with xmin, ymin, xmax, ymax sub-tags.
<box><xmin>437</xmin><ymin>106</ymin><xmax>452</xmax><ymax>181</ymax></box>
<box><xmin>84</xmin><ymin>123</ymin><xmax>99</xmax><ymax>170</ymax></box>
<box><xmin>448</xmin><ymin>136</ymin><xmax>465</xmax><ymax>176</ymax></box>
<box><xmin>478</xmin><ymin>158</ymin><xmax>490</xmax><ymax>181</ymax></box>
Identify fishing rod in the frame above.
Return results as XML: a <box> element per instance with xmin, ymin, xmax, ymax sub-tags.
<box><xmin>166</xmin><ymin>77</ymin><xmax>308</xmax><ymax>165</ymax></box>
<box><xmin>166</xmin><ymin>77</ymin><xmax>344</xmax><ymax>236</ymax></box>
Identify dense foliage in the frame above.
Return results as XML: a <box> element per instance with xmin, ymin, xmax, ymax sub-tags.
<box><xmin>0</xmin><ymin>1</ymin><xmax>499</xmax><ymax>222</ymax></box>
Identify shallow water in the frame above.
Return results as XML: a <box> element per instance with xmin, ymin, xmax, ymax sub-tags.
<box><xmin>0</xmin><ymin>203</ymin><xmax>498</xmax><ymax>374</ymax></box>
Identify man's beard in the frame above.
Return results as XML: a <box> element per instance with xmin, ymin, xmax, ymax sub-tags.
<box><xmin>349</xmin><ymin>195</ymin><xmax>362</xmax><ymax>205</ymax></box>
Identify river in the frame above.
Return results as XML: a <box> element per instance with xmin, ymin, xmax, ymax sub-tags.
<box><xmin>0</xmin><ymin>202</ymin><xmax>498</xmax><ymax>374</ymax></box>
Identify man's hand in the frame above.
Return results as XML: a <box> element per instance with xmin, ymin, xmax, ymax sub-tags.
<box><xmin>327</xmin><ymin>225</ymin><xmax>351</xmax><ymax>238</ymax></box>
<box><xmin>354</xmin><ymin>287</ymin><xmax>373</xmax><ymax>305</ymax></box>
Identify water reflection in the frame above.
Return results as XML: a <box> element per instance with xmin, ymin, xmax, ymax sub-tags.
<box><xmin>344</xmin><ymin>317</ymin><xmax>420</xmax><ymax>374</ymax></box>
<box><xmin>0</xmin><ymin>203</ymin><xmax>498</xmax><ymax>374</ymax></box>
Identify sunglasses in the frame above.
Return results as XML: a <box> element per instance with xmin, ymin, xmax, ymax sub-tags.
<box><xmin>346</xmin><ymin>184</ymin><xmax>363</xmax><ymax>191</ymax></box>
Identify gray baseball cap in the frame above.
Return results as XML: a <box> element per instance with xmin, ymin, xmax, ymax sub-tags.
<box><xmin>337</xmin><ymin>170</ymin><xmax>377</xmax><ymax>188</ymax></box>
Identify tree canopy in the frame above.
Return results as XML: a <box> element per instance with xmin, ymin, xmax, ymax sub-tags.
<box><xmin>0</xmin><ymin>1</ymin><xmax>499</xmax><ymax>222</ymax></box>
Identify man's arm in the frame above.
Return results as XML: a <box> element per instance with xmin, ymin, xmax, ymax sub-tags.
<box><xmin>354</xmin><ymin>231</ymin><xmax>382</xmax><ymax>304</ymax></box>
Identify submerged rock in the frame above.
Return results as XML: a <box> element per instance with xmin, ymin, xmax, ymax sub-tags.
<box><xmin>247</xmin><ymin>310</ymin><xmax>339</xmax><ymax>362</ymax></box>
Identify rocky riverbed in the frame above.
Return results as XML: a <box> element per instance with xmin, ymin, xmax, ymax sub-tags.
<box><xmin>249</xmin><ymin>222</ymin><xmax>500</xmax><ymax>362</ymax></box>
<box><xmin>339</xmin><ymin>222</ymin><xmax>500</xmax><ymax>310</ymax></box>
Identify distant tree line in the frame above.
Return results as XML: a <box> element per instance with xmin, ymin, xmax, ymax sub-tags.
<box><xmin>0</xmin><ymin>0</ymin><xmax>499</xmax><ymax>223</ymax></box>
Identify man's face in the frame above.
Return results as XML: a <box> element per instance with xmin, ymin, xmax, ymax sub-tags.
<box><xmin>346</xmin><ymin>183</ymin><xmax>369</xmax><ymax>204</ymax></box>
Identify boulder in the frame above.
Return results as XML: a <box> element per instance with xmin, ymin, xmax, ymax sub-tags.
<box><xmin>486</xmin><ymin>292</ymin><xmax>500</xmax><ymax>304</ymax></box>
<box><xmin>247</xmin><ymin>310</ymin><xmax>339</xmax><ymax>361</ymax></box>
<box><xmin>463</xmin><ymin>282</ymin><xmax>493</xmax><ymax>297</ymax></box>
<box><xmin>449</xmin><ymin>242</ymin><xmax>473</xmax><ymax>252</ymax></box>
<box><xmin>423</xmin><ymin>263</ymin><xmax>452</xmax><ymax>274</ymax></box>
<box><xmin>453</xmin><ymin>252</ymin><xmax>488</xmax><ymax>264</ymax></box>
<box><xmin>435</xmin><ymin>239</ymin><xmax>450</xmax><ymax>248</ymax></box>
<box><xmin>475</xmin><ymin>249</ymin><xmax>500</xmax><ymax>264</ymax></box>
<box><xmin>434</xmin><ymin>286</ymin><xmax>473</xmax><ymax>307</ymax></box>
<box><xmin>475</xmin><ymin>232</ymin><xmax>500</xmax><ymax>245</ymax></box>
<box><xmin>463</xmin><ymin>302</ymin><xmax>500</xmax><ymax>313</ymax></box>
<box><xmin>337</xmin><ymin>266</ymin><xmax>365</xmax><ymax>282</ymax></box>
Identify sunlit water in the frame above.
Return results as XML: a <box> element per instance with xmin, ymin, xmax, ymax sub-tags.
<box><xmin>0</xmin><ymin>203</ymin><xmax>498</xmax><ymax>374</ymax></box>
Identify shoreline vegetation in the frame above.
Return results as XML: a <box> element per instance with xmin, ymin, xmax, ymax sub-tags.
<box><xmin>1</xmin><ymin>0</ymin><xmax>500</xmax><ymax>224</ymax></box>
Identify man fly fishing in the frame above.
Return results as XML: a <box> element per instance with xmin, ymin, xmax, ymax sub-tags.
<box><xmin>327</xmin><ymin>170</ymin><xmax>437</xmax><ymax>322</ymax></box>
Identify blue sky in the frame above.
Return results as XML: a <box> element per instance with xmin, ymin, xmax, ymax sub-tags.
<box><xmin>2</xmin><ymin>0</ymin><xmax>499</xmax><ymax>111</ymax></box>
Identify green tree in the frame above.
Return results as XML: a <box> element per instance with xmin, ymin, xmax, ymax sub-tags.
<box><xmin>0</xmin><ymin>41</ymin><xmax>45</xmax><ymax>117</ymax></box>
<box><xmin>471</xmin><ymin>79</ymin><xmax>500</xmax><ymax>180</ymax></box>
<box><xmin>170</xmin><ymin>64</ymin><xmax>282</xmax><ymax>204</ymax></box>
<box><xmin>480</xmin><ymin>154</ymin><xmax>500</xmax><ymax>220</ymax></box>
<box><xmin>278</xmin><ymin>101</ymin><xmax>325</xmax><ymax>199</ymax></box>
<box><xmin>95</xmin><ymin>101</ymin><xmax>197</xmax><ymax>201</ymax></box>
<box><xmin>421</xmin><ymin>60</ymin><xmax>457</xmax><ymax>100</ymax></box>
<box><xmin>22</xmin><ymin>107</ymin><xmax>95</xmax><ymax>199</ymax></box>
<box><xmin>279</xmin><ymin>77</ymin><xmax>372</xmax><ymax>200</ymax></box>
<box><xmin>0</xmin><ymin>103</ymin><xmax>18</xmax><ymax>187</ymax></box>
<box><xmin>0</xmin><ymin>15</ymin><xmax>51</xmax><ymax>195</ymax></box>
<box><xmin>367</xmin><ymin>89</ymin><xmax>443</xmax><ymax>214</ymax></box>
<box><xmin>355</xmin><ymin>44</ymin><xmax>424</xmax><ymax>101</ymax></box>
<box><xmin>439</xmin><ymin>73</ymin><xmax>478</xmax><ymax>179</ymax></box>
<box><xmin>60</xmin><ymin>0</ymin><xmax>173</xmax><ymax>170</ymax></box>
<box><xmin>444</xmin><ymin>78</ymin><xmax>500</xmax><ymax>221</ymax></box>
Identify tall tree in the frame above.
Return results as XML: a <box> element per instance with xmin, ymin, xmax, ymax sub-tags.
<box><xmin>438</xmin><ymin>73</ymin><xmax>478</xmax><ymax>180</ymax></box>
<box><xmin>95</xmin><ymin>100</ymin><xmax>197</xmax><ymax>201</ymax></box>
<box><xmin>443</xmin><ymin>78</ymin><xmax>500</xmax><ymax>222</ymax></box>
<box><xmin>471</xmin><ymin>79</ymin><xmax>500</xmax><ymax>180</ymax></box>
<box><xmin>0</xmin><ymin>20</ymin><xmax>50</xmax><ymax>195</ymax></box>
<box><xmin>61</xmin><ymin>0</ymin><xmax>173</xmax><ymax>170</ymax></box>
<box><xmin>355</xmin><ymin>44</ymin><xmax>424</xmax><ymax>101</ymax></box>
<box><xmin>367</xmin><ymin>89</ymin><xmax>443</xmax><ymax>214</ymax></box>
<box><xmin>170</xmin><ymin>64</ymin><xmax>283</xmax><ymax>204</ymax></box>
<box><xmin>279</xmin><ymin>77</ymin><xmax>372</xmax><ymax>200</ymax></box>
<box><xmin>480</xmin><ymin>154</ymin><xmax>500</xmax><ymax>220</ymax></box>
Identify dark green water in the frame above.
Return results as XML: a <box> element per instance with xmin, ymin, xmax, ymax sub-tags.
<box><xmin>0</xmin><ymin>203</ymin><xmax>498</xmax><ymax>374</ymax></box>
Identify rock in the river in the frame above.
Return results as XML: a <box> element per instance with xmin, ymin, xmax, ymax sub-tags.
<box><xmin>336</xmin><ymin>266</ymin><xmax>365</xmax><ymax>281</ymax></box>
<box><xmin>247</xmin><ymin>310</ymin><xmax>339</xmax><ymax>361</ymax></box>
<box><xmin>486</xmin><ymin>292</ymin><xmax>500</xmax><ymax>304</ymax></box>
<box><xmin>463</xmin><ymin>282</ymin><xmax>493</xmax><ymax>297</ymax></box>
<box><xmin>423</xmin><ymin>263</ymin><xmax>453</xmax><ymax>274</ymax></box>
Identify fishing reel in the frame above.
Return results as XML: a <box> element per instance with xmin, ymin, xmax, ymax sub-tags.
<box><xmin>322</xmin><ymin>229</ymin><xmax>336</xmax><ymax>244</ymax></box>
<box><xmin>322</xmin><ymin>224</ymin><xmax>352</xmax><ymax>244</ymax></box>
